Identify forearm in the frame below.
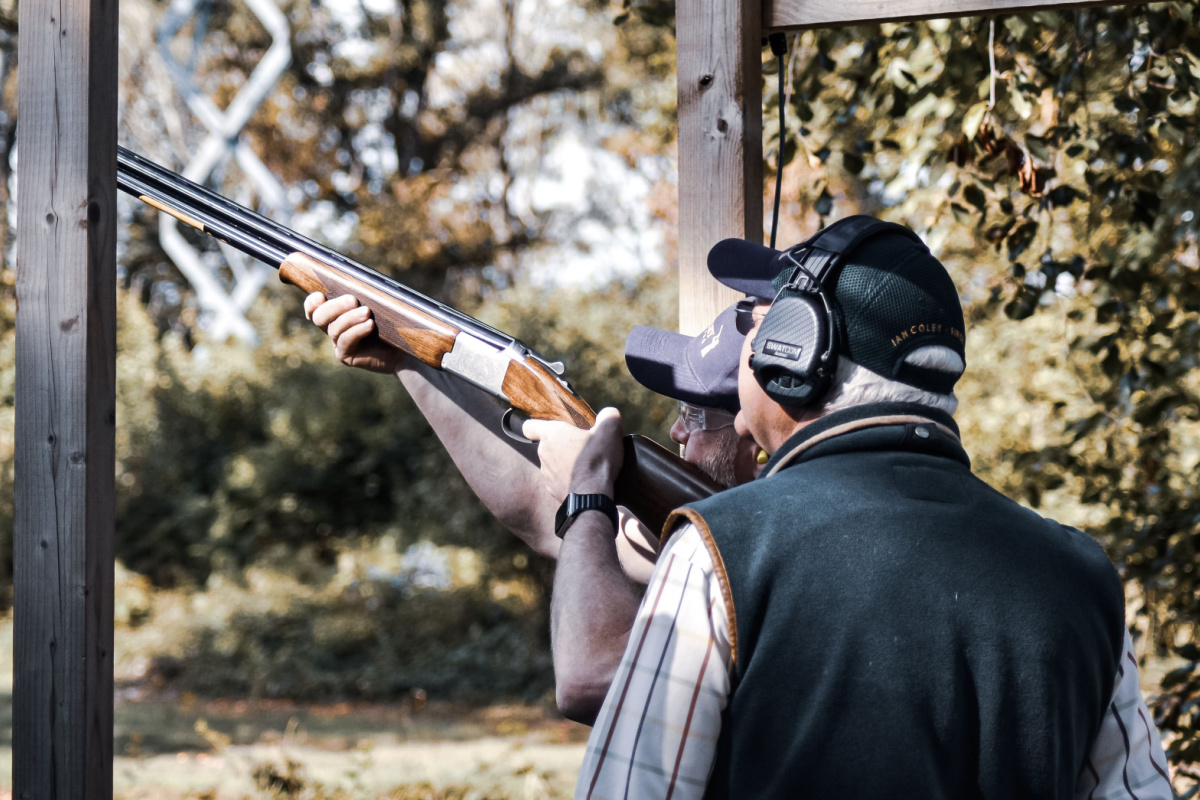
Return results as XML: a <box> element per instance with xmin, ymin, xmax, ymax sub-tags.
<box><xmin>551</xmin><ymin>511</ymin><xmax>644</xmax><ymax>724</ymax></box>
<box><xmin>396</xmin><ymin>358</ymin><xmax>561</xmax><ymax>558</ymax></box>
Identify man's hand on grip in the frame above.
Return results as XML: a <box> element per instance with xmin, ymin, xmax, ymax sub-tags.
<box><xmin>305</xmin><ymin>292</ymin><xmax>407</xmax><ymax>375</ymax></box>
<box><xmin>525</xmin><ymin>408</ymin><xmax>624</xmax><ymax>500</ymax></box>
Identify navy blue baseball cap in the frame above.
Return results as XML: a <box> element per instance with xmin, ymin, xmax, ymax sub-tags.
<box><xmin>624</xmin><ymin>302</ymin><xmax>744</xmax><ymax>414</ymax></box>
<box><xmin>707</xmin><ymin>221</ymin><xmax>966</xmax><ymax>393</ymax></box>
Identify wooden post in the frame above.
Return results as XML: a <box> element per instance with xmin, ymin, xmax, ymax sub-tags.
<box><xmin>675</xmin><ymin>0</ymin><xmax>763</xmax><ymax>334</ymax></box>
<box><xmin>13</xmin><ymin>0</ymin><xmax>117</xmax><ymax>790</ymax></box>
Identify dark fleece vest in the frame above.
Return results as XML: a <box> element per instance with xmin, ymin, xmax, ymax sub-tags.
<box><xmin>666</xmin><ymin>402</ymin><xmax>1125</xmax><ymax>800</ymax></box>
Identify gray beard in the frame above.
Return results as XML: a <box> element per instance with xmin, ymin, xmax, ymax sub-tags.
<box><xmin>692</xmin><ymin>426</ymin><xmax>741</xmax><ymax>489</ymax></box>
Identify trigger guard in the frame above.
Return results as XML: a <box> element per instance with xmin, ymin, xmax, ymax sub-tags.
<box><xmin>501</xmin><ymin>407</ymin><xmax>534</xmax><ymax>444</ymax></box>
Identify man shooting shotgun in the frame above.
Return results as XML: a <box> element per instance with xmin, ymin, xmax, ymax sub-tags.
<box><xmin>117</xmin><ymin>146</ymin><xmax>720</xmax><ymax>534</ymax></box>
<box><xmin>118</xmin><ymin>147</ymin><xmax>761</xmax><ymax>721</ymax></box>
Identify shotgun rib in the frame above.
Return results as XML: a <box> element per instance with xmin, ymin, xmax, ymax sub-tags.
<box><xmin>117</xmin><ymin>146</ymin><xmax>718</xmax><ymax>531</ymax></box>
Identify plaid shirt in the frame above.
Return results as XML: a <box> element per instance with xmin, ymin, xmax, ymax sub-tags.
<box><xmin>575</xmin><ymin>523</ymin><xmax>1174</xmax><ymax>800</ymax></box>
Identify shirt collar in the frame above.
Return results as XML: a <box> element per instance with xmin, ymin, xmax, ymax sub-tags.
<box><xmin>759</xmin><ymin>402</ymin><xmax>969</xmax><ymax>479</ymax></box>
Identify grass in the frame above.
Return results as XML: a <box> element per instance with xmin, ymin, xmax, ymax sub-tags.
<box><xmin>0</xmin><ymin>544</ymin><xmax>586</xmax><ymax>799</ymax></box>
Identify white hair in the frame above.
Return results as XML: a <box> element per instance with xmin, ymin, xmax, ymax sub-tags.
<box><xmin>817</xmin><ymin>346</ymin><xmax>963</xmax><ymax>417</ymax></box>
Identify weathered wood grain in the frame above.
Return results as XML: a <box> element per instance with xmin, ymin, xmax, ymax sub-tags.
<box><xmin>13</xmin><ymin>0</ymin><xmax>117</xmax><ymax>791</ymax></box>
<box><xmin>764</xmin><ymin>0</ymin><xmax>1153</xmax><ymax>31</ymax></box>
<box><xmin>676</xmin><ymin>0</ymin><xmax>763</xmax><ymax>335</ymax></box>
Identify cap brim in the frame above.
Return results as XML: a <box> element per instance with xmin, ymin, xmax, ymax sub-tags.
<box><xmin>707</xmin><ymin>238</ymin><xmax>783</xmax><ymax>297</ymax></box>
<box><xmin>624</xmin><ymin>325</ymin><xmax>716</xmax><ymax>407</ymax></box>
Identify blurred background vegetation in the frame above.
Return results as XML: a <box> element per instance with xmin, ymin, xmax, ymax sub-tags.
<box><xmin>0</xmin><ymin>0</ymin><xmax>1197</xmax><ymax>796</ymax></box>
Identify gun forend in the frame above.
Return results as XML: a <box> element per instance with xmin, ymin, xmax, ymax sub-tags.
<box><xmin>281</xmin><ymin>251</ymin><xmax>460</xmax><ymax>366</ymax></box>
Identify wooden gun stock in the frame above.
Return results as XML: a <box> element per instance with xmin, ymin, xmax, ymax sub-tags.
<box><xmin>615</xmin><ymin>435</ymin><xmax>721</xmax><ymax>536</ymax></box>
<box><xmin>282</xmin><ymin>253</ymin><xmax>718</xmax><ymax>529</ymax></box>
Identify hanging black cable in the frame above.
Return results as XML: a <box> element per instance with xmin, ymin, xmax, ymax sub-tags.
<box><xmin>768</xmin><ymin>33</ymin><xmax>788</xmax><ymax>250</ymax></box>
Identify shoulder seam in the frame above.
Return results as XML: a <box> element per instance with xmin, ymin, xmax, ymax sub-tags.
<box><xmin>665</xmin><ymin>508</ymin><xmax>739</xmax><ymax>669</ymax></box>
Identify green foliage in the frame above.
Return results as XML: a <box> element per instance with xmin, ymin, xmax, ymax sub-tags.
<box><xmin>113</xmin><ymin>292</ymin><xmax>498</xmax><ymax>584</ymax></box>
<box><xmin>168</xmin><ymin>572</ymin><xmax>553</xmax><ymax>702</ymax></box>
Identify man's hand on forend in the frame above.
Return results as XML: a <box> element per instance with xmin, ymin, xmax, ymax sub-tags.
<box><xmin>305</xmin><ymin>292</ymin><xmax>407</xmax><ymax>375</ymax></box>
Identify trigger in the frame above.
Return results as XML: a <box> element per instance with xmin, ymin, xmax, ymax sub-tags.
<box><xmin>501</xmin><ymin>407</ymin><xmax>534</xmax><ymax>444</ymax></box>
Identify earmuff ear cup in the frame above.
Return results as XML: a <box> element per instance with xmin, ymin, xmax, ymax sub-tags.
<box><xmin>749</xmin><ymin>291</ymin><xmax>833</xmax><ymax>407</ymax></box>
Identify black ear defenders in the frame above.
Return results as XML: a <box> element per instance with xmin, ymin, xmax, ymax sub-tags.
<box><xmin>748</xmin><ymin>216</ymin><xmax>926</xmax><ymax>408</ymax></box>
<box><xmin>748</xmin><ymin>270</ymin><xmax>836</xmax><ymax>407</ymax></box>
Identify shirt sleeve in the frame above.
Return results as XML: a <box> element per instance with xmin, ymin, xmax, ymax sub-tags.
<box><xmin>573</xmin><ymin>522</ymin><xmax>733</xmax><ymax>800</ymax></box>
<box><xmin>614</xmin><ymin>507</ymin><xmax>661</xmax><ymax>585</ymax></box>
<box><xmin>1074</xmin><ymin>628</ymin><xmax>1174</xmax><ymax>800</ymax></box>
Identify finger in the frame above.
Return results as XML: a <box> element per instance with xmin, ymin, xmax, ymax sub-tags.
<box><xmin>303</xmin><ymin>292</ymin><xmax>327</xmax><ymax>320</ymax></box>
<box><xmin>595</xmin><ymin>407</ymin><xmax>621</xmax><ymax>423</ymax></box>
<box><xmin>334</xmin><ymin>317</ymin><xmax>375</xmax><ymax>352</ymax></box>
<box><xmin>523</xmin><ymin>418</ymin><xmax>579</xmax><ymax>442</ymax></box>
<box><xmin>522</xmin><ymin>418</ymin><xmax>550</xmax><ymax>442</ymax></box>
<box><xmin>593</xmin><ymin>406</ymin><xmax>624</xmax><ymax>436</ymax></box>
<box><xmin>335</xmin><ymin>319</ymin><xmax>375</xmax><ymax>360</ymax></box>
<box><xmin>310</xmin><ymin>294</ymin><xmax>360</xmax><ymax>329</ymax></box>
<box><xmin>326</xmin><ymin>305</ymin><xmax>372</xmax><ymax>342</ymax></box>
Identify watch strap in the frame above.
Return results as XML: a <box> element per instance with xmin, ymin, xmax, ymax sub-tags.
<box><xmin>555</xmin><ymin>493</ymin><xmax>619</xmax><ymax>539</ymax></box>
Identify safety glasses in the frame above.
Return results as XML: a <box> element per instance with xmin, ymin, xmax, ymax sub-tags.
<box><xmin>678</xmin><ymin>401</ymin><xmax>736</xmax><ymax>433</ymax></box>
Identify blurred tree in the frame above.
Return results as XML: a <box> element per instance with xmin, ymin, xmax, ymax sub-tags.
<box><xmin>108</xmin><ymin>271</ymin><xmax>673</xmax><ymax>587</ymax></box>
<box><xmin>118</xmin><ymin>0</ymin><xmax>676</xmax><ymax>327</ymax></box>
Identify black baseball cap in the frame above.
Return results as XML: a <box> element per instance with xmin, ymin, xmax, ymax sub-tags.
<box><xmin>707</xmin><ymin>218</ymin><xmax>966</xmax><ymax>393</ymax></box>
<box><xmin>624</xmin><ymin>302</ymin><xmax>743</xmax><ymax>414</ymax></box>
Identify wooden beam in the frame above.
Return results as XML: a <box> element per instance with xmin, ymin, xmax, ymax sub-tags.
<box><xmin>676</xmin><ymin>0</ymin><xmax>763</xmax><ymax>335</ymax></box>
<box><xmin>13</xmin><ymin>0</ymin><xmax>117</xmax><ymax>789</ymax></box>
<box><xmin>764</xmin><ymin>0</ymin><xmax>1153</xmax><ymax>31</ymax></box>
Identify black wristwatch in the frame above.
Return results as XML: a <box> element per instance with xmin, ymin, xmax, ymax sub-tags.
<box><xmin>554</xmin><ymin>493</ymin><xmax>619</xmax><ymax>539</ymax></box>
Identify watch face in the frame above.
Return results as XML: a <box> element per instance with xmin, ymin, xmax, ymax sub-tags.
<box><xmin>554</xmin><ymin>500</ymin><xmax>570</xmax><ymax>538</ymax></box>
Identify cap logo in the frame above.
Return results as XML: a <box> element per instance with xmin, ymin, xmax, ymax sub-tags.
<box><xmin>763</xmin><ymin>340</ymin><xmax>802</xmax><ymax>360</ymax></box>
<box><xmin>699</xmin><ymin>324</ymin><xmax>723</xmax><ymax>358</ymax></box>
<box><xmin>889</xmin><ymin>323</ymin><xmax>964</xmax><ymax>348</ymax></box>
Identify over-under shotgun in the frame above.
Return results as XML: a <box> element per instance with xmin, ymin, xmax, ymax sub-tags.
<box><xmin>116</xmin><ymin>146</ymin><xmax>719</xmax><ymax>533</ymax></box>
